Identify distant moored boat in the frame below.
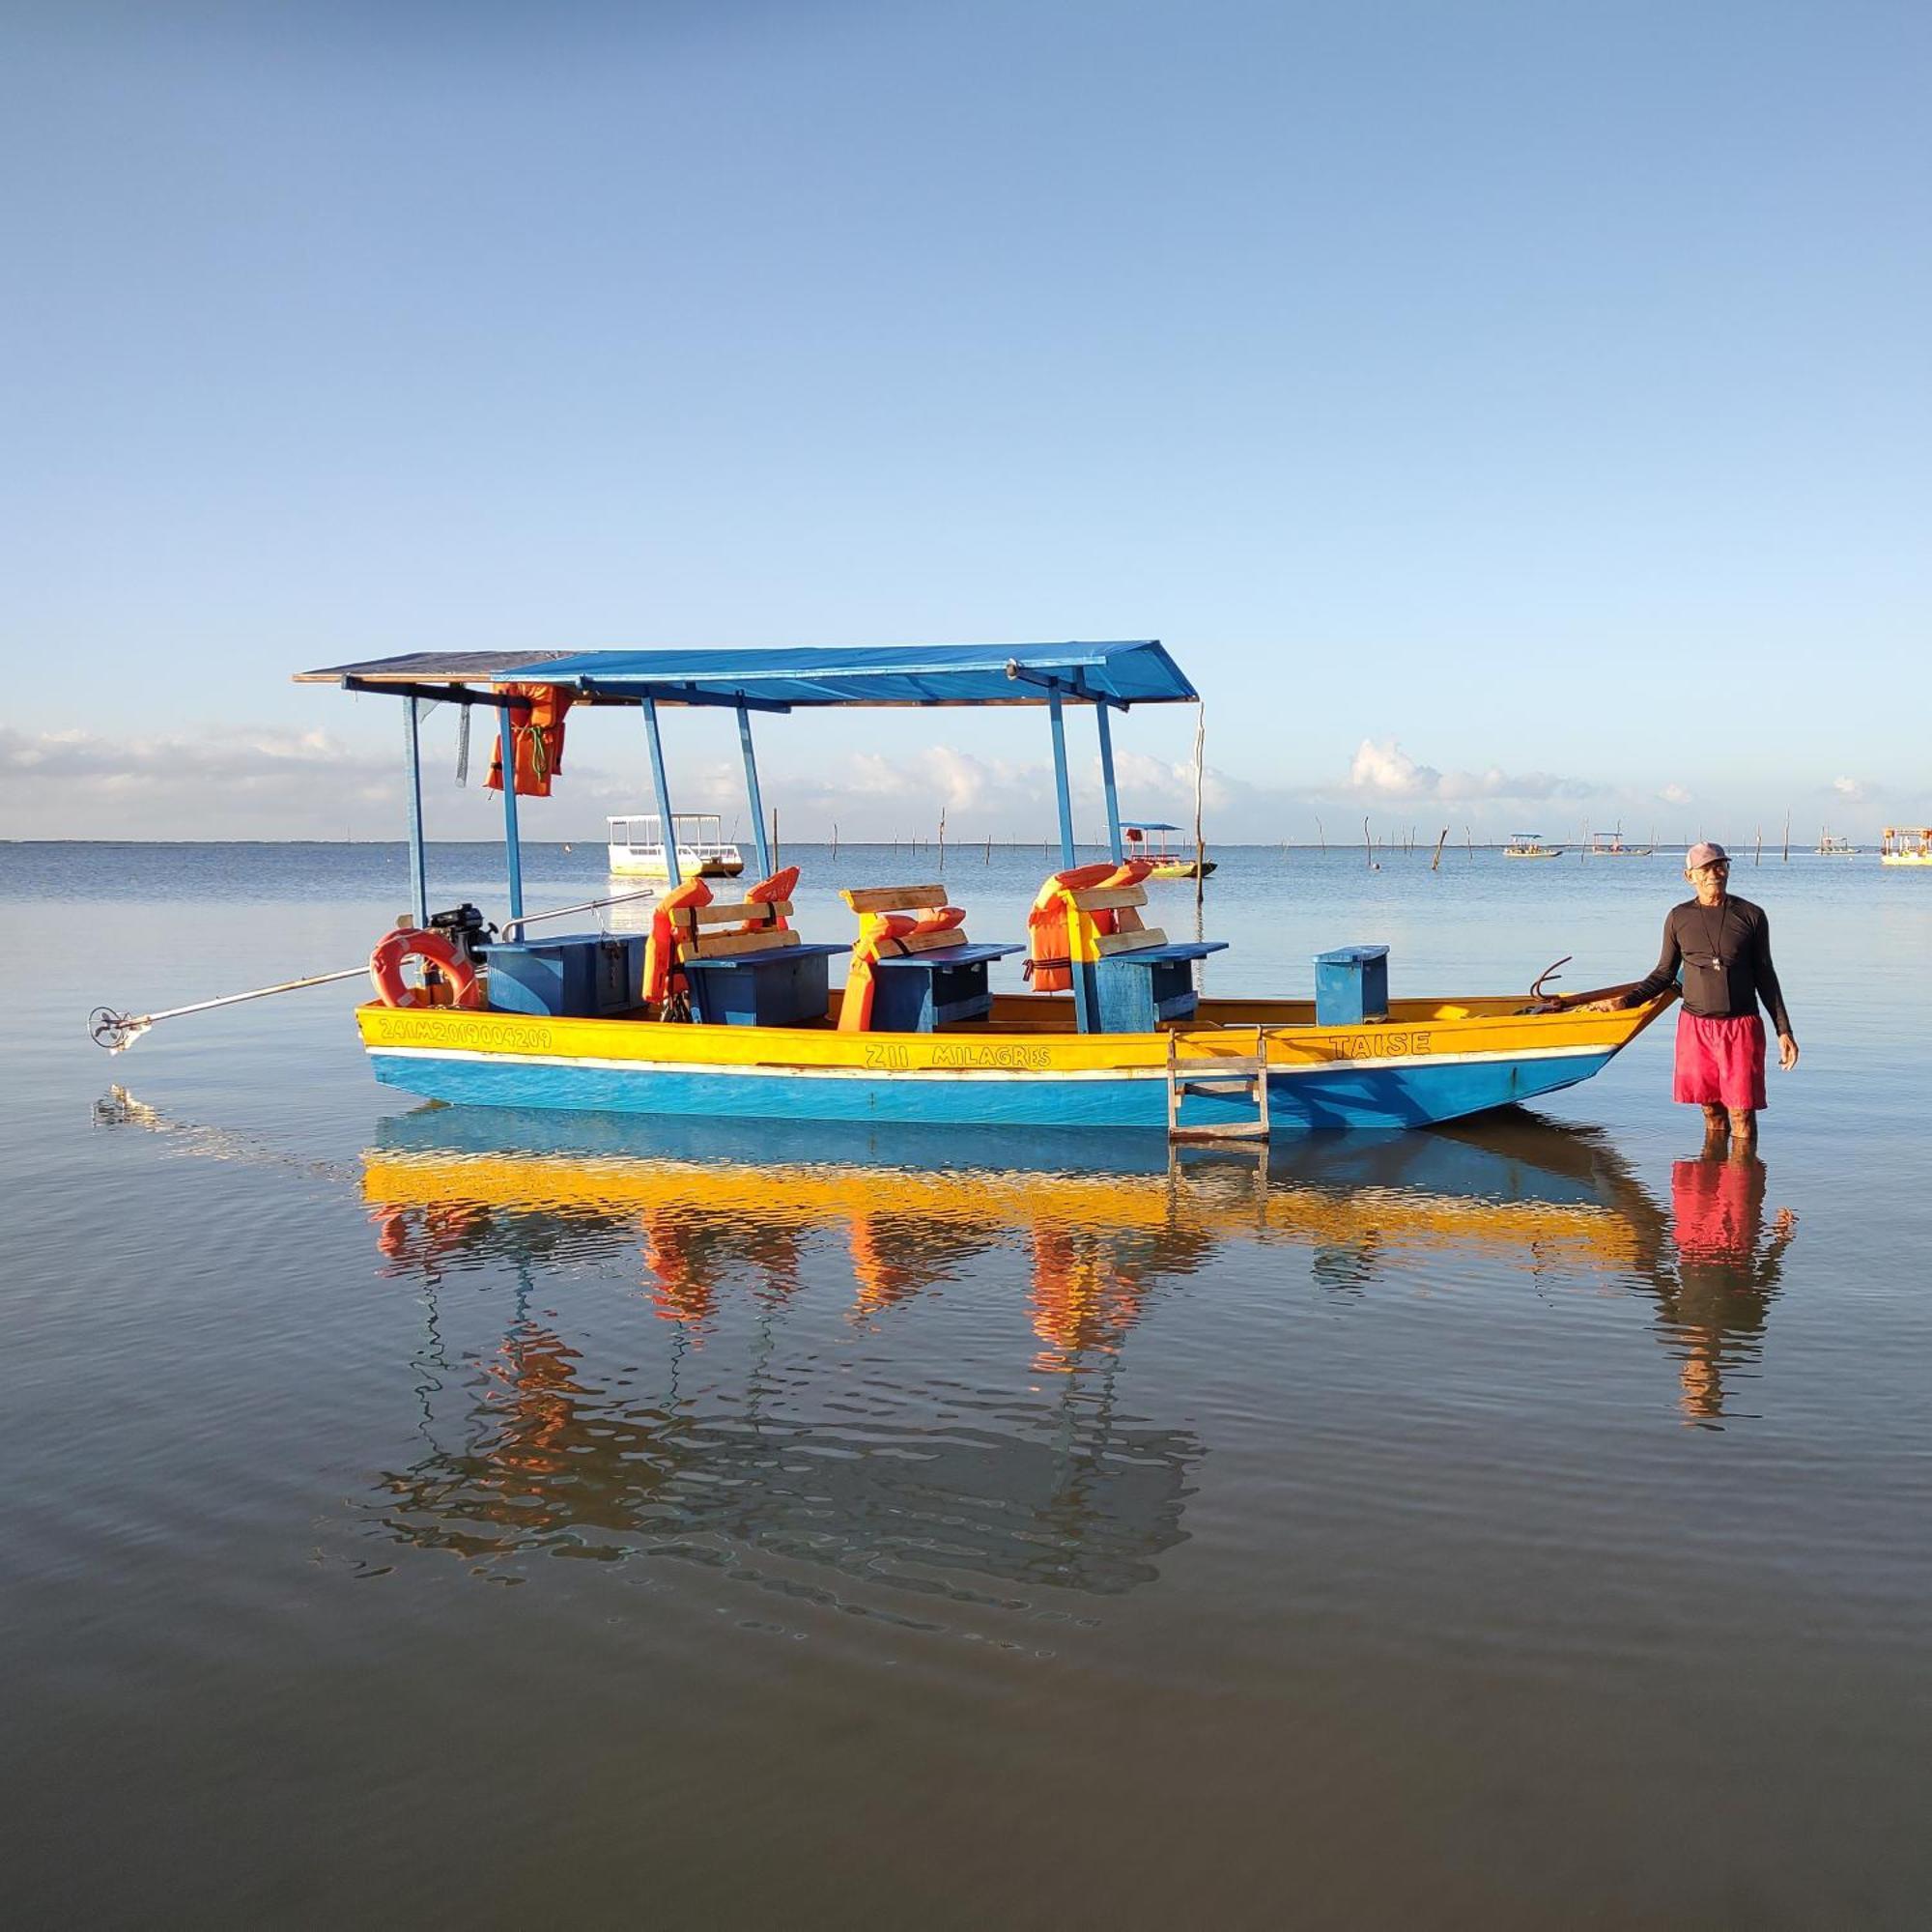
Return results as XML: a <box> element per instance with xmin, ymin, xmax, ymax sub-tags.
<box><xmin>608</xmin><ymin>813</ymin><xmax>745</xmax><ymax>880</ymax></box>
<box><xmin>1582</xmin><ymin>825</ymin><xmax>1655</xmax><ymax>858</ymax></box>
<box><xmin>1503</xmin><ymin>833</ymin><xmax>1565</xmax><ymax>861</ymax></box>
<box><xmin>1879</xmin><ymin>827</ymin><xmax>1932</xmax><ymax>867</ymax></box>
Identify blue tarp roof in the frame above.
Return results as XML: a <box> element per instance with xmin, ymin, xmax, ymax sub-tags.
<box><xmin>490</xmin><ymin>640</ymin><xmax>1196</xmax><ymax>708</ymax></box>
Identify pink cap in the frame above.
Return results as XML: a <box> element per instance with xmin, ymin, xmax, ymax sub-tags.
<box><xmin>1685</xmin><ymin>841</ymin><xmax>1729</xmax><ymax>869</ymax></box>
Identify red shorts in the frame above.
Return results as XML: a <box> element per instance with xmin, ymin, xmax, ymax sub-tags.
<box><xmin>1670</xmin><ymin>1155</ymin><xmax>1760</xmax><ymax>1259</ymax></box>
<box><xmin>1672</xmin><ymin>1011</ymin><xmax>1767</xmax><ymax>1111</ymax></box>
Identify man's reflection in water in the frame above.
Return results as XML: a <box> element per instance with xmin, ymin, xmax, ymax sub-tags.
<box><xmin>1658</xmin><ymin>1144</ymin><xmax>1798</xmax><ymax>1425</ymax></box>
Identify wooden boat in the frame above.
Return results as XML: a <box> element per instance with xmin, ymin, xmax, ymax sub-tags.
<box><xmin>297</xmin><ymin>643</ymin><xmax>1672</xmax><ymax>1136</ymax></box>
<box><xmin>1503</xmin><ymin>832</ymin><xmax>1565</xmax><ymax>860</ymax></box>
<box><xmin>1582</xmin><ymin>825</ymin><xmax>1655</xmax><ymax>858</ymax></box>
<box><xmin>1816</xmin><ymin>832</ymin><xmax>1858</xmax><ymax>857</ymax></box>
<box><xmin>1122</xmin><ymin>821</ymin><xmax>1215</xmax><ymax>879</ymax></box>
<box><xmin>1879</xmin><ymin>827</ymin><xmax>1932</xmax><ymax>867</ymax></box>
<box><xmin>608</xmin><ymin>811</ymin><xmax>743</xmax><ymax>878</ymax></box>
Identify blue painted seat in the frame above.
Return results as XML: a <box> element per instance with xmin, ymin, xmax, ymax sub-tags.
<box><xmin>871</xmin><ymin>942</ymin><xmax>1027</xmax><ymax>1031</ymax></box>
<box><xmin>684</xmin><ymin>942</ymin><xmax>850</xmax><ymax>1027</ymax></box>
<box><xmin>1092</xmin><ymin>939</ymin><xmax>1227</xmax><ymax>1031</ymax></box>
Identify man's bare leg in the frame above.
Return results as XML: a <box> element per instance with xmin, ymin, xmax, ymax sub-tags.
<box><xmin>1727</xmin><ymin>1107</ymin><xmax>1757</xmax><ymax>1144</ymax></box>
<box><xmin>1701</xmin><ymin>1104</ymin><xmax>1728</xmax><ymax>1137</ymax></box>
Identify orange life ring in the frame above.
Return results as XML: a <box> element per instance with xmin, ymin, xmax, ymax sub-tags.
<box><xmin>369</xmin><ymin>927</ymin><xmax>483</xmax><ymax>1009</ymax></box>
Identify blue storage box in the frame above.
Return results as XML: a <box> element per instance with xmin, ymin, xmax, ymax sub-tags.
<box><xmin>685</xmin><ymin>944</ymin><xmax>845</xmax><ymax>1027</ymax></box>
<box><xmin>484</xmin><ymin>933</ymin><xmax>642</xmax><ymax>1018</ymax></box>
<box><xmin>869</xmin><ymin>943</ymin><xmax>1023</xmax><ymax>1032</ymax></box>
<box><xmin>1314</xmin><ymin>945</ymin><xmax>1389</xmax><ymax>1025</ymax></box>
<box><xmin>1091</xmin><ymin>943</ymin><xmax>1226</xmax><ymax>1031</ymax></box>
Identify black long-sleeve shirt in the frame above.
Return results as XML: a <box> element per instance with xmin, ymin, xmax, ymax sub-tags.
<box><xmin>1624</xmin><ymin>895</ymin><xmax>1794</xmax><ymax>1037</ymax></box>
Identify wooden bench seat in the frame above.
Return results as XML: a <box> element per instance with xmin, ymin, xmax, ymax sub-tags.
<box><xmin>838</xmin><ymin>884</ymin><xmax>1018</xmax><ymax>1031</ymax></box>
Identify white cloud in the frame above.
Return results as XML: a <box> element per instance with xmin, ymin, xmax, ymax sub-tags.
<box><xmin>1108</xmin><ymin>748</ymin><xmax>1231</xmax><ymax>814</ymax></box>
<box><xmin>1349</xmin><ymin>739</ymin><xmax>1439</xmax><ymax>798</ymax></box>
<box><xmin>1659</xmin><ymin>782</ymin><xmax>1692</xmax><ymax>806</ymax></box>
<box><xmin>0</xmin><ymin>724</ymin><xmax>403</xmax><ymax>823</ymax></box>
<box><xmin>1339</xmin><ymin>738</ymin><xmax>1600</xmax><ymax>805</ymax></box>
<box><xmin>1832</xmin><ymin>776</ymin><xmax>1869</xmax><ymax>802</ymax></box>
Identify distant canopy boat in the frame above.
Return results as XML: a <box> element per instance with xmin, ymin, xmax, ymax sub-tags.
<box><xmin>608</xmin><ymin>812</ymin><xmax>743</xmax><ymax>880</ymax></box>
<box><xmin>291</xmin><ymin>641</ymin><xmax>1671</xmax><ymax>1137</ymax></box>
<box><xmin>1879</xmin><ymin>826</ymin><xmax>1932</xmax><ymax>867</ymax></box>
<box><xmin>1582</xmin><ymin>825</ymin><xmax>1655</xmax><ymax>858</ymax></box>
<box><xmin>1122</xmin><ymin>821</ymin><xmax>1214</xmax><ymax>879</ymax></box>
<box><xmin>1503</xmin><ymin>833</ymin><xmax>1565</xmax><ymax>860</ymax></box>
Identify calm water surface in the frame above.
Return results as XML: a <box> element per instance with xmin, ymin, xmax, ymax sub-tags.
<box><xmin>5</xmin><ymin>842</ymin><xmax>1930</xmax><ymax>1926</ymax></box>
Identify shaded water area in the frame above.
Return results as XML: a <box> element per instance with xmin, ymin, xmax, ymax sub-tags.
<box><xmin>6</xmin><ymin>841</ymin><xmax>1931</xmax><ymax>1925</ymax></box>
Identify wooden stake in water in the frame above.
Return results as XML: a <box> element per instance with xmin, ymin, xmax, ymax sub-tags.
<box><xmin>1783</xmin><ymin>810</ymin><xmax>1791</xmax><ymax>863</ymax></box>
<box><xmin>1192</xmin><ymin>703</ymin><xmax>1208</xmax><ymax>919</ymax></box>
<box><xmin>937</xmin><ymin>807</ymin><xmax>947</xmax><ymax>874</ymax></box>
<box><xmin>831</xmin><ymin>821</ymin><xmax>838</xmax><ymax>860</ymax></box>
<box><xmin>1432</xmin><ymin>827</ymin><xmax>1448</xmax><ymax>871</ymax></box>
<box><xmin>1317</xmin><ymin>816</ymin><xmax>1325</xmax><ymax>852</ymax></box>
<box><xmin>1364</xmin><ymin>816</ymin><xmax>1374</xmax><ymax>868</ymax></box>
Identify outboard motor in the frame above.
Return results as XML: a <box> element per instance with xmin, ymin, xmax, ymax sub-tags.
<box><xmin>426</xmin><ymin>902</ymin><xmax>494</xmax><ymax>969</ymax></box>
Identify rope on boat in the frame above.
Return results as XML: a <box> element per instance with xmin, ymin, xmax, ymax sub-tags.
<box><xmin>89</xmin><ymin>887</ymin><xmax>660</xmax><ymax>1053</ymax></box>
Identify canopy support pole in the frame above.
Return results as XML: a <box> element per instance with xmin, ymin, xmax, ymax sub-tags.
<box><xmin>1095</xmin><ymin>703</ymin><xmax>1123</xmax><ymax>864</ymax></box>
<box><xmin>404</xmin><ymin>696</ymin><xmax>429</xmax><ymax>925</ymax></box>
<box><xmin>1046</xmin><ymin>688</ymin><xmax>1096</xmax><ymax>1034</ymax></box>
<box><xmin>1047</xmin><ymin>688</ymin><xmax>1077</xmax><ymax>869</ymax></box>
<box><xmin>497</xmin><ymin>701</ymin><xmax>526</xmax><ymax>923</ymax></box>
<box><xmin>640</xmin><ymin>695</ymin><xmax>682</xmax><ymax>888</ymax></box>
<box><xmin>737</xmin><ymin>701</ymin><xmax>772</xmax><ymax>878</ymax></box>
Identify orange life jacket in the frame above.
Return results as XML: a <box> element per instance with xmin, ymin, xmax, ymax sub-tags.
<box><xmin>1023</xmin><ymin>860</ymin><xmax>1152</xmax><ymax>991</ymax></box>
<box><xmin>837</xmin><ymin>904</ymin><xmax>966</xmax><ymax>1033</ymax></box>
<box><xmin>838</xmin><ymin>912</ymin><xmax>917</xmax><ymax>1034</ymax></box>
<box><xmin>737</xmin><ymin>865</ymin><xmax>800</xmax><ymax>933</ymax></box>
<box><xmin>486</xmin><ymin>684</ymin><xmax>574</xmax><ymax>798</ymax></box>
<box><xmin>644</xmin><ymin>876</ymin><xmax>713</xmax><ymax>1008</ymax></box>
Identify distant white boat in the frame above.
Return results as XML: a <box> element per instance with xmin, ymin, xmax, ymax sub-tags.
<box><xmin>1581</xmin><ymin>825</ymin><xmax>1654</xmax><ymax>858</ymax></box>
<box><xmin>1503</xmin><ymin>833</ymin><xmax>1565</xmax><ymax>861</ymax></box>
<box><xmin>1816</xmin><ymin>831</ymin><xmax>1858</xmax><ymax>856</ymax></box>
<box><xmin>607</xmin><ymin>813</ymin><xmax>745</xmax><ymax>880</ymax></box>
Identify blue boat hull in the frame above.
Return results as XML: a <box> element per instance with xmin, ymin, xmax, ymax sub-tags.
<box><xmin>368</xmin><ymin>1046</ymin><xmax>1616</xmax><ymax>1133</ymax></box>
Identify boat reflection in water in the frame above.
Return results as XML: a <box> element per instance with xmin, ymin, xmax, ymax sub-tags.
<box><xmin>352</xmin><ymin>1105</ymin><xmax>1798</xmax><ymax>1595</ymax></box>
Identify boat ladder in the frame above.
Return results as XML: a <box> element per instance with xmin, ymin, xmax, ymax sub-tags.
<box><xmin>1166</xmin><ymin>1026</ymin><xmax>1271</xmax><ymax>1144</ymax></box>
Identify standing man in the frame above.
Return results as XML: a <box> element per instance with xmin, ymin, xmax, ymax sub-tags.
<box><xmin>1592</xmin><ymin>842</ymin><xmax>1799</xmax><ymax>1142</ymax></box>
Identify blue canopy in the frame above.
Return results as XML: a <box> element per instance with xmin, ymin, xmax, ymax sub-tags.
<box><xmin>491</xmin><ymin>640</ymin><xmax>1195</xmax><ymax>709</ymax></box>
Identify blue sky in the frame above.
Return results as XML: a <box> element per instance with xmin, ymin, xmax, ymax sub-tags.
<box><xmin>3</xmin><ymin>0</ymin><xmax>1926</xmax><ymax>842</ymax></box>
